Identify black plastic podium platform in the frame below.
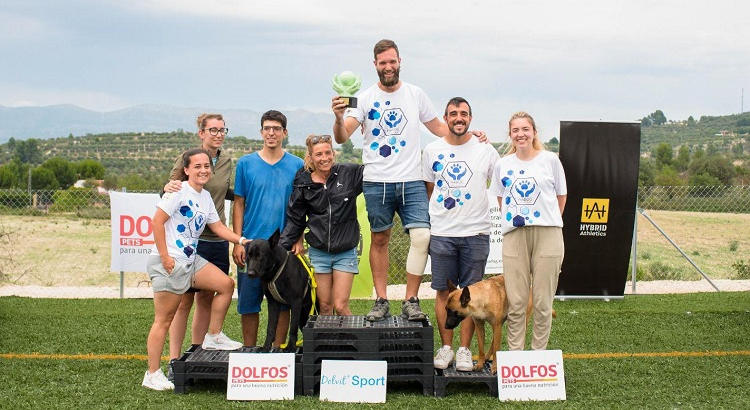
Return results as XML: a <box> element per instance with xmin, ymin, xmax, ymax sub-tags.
<box><xmin>171</xmin><ymin>345</ymin><xmax>303</xmax><ymax>394</ymax></box>
<box><xmin>301</xmin><ymin>315</ymin><xmax>434</xmax><ymax>396</ymax></box>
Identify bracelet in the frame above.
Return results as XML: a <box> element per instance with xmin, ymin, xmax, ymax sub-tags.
<box><xmin>239</xmin><ymin>236</ymin><xmax>246</xmax><ymax>245</ymax></box>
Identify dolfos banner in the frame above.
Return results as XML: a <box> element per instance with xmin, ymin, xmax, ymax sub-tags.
<box><xmin>109</xmin><ymin>191</ymin><xmax>159</xmax><ymax>272</ymax></box>
<box><xmin>496</xmin><ymin>350</ymin><xmax>566</xmax><ymax>401</ymax></box>
<box><xmin>227</xmin><ymin>353</ymin><xmax>295</xmax><ymax>401</ymax></box>
<box><xmin>319</xmin><ymin>360</ymin><xmax>387</xmax><ymax>403</ymax></box>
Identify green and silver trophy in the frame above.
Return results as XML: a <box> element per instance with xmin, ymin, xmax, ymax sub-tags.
<box><xmin>332</xmin><ymin>70</ymin><xmax>362</xmax><ymax>108</ymax></box>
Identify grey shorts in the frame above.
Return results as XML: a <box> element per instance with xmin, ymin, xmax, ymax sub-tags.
<box><xmin>146</xmin><ymin>254</ymin><xmax>209</xmax><ymax>294</ymax></box>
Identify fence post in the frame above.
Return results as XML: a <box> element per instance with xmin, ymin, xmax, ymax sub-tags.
<box><xmin>120</xmin><ymin>187</ymin><xmax>126</xmax><ymax>299</ymax></box>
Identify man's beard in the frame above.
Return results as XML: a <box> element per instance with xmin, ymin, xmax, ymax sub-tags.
<box><xmin>449</xmin><ymin>121</ymin><xmax>469</xmax><ymax>137</ymax></box>
<box><xmin>377</xmin><ymin>66</ymin><xmax>400</xmax><ymax>87</ymax></box>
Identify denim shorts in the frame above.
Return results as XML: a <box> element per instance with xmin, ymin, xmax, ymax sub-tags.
<box><xmin>146</xmin><ymin>254</ymin><xmax>210</xmax><ymax>294</ymax></box>
<box><xmin>429</xmin><ymin>234</ymin><xmax>490</xmax><ymax>291</ymax></box>
<box><xmin>308</xmin><ymin>246</ymin><xmax>359</xmax><ymax>274</ymax></box>
<box><xmin>363</xmin><ymin>181</ymin><xmax>430</xmax><ymax>232</ymax></box>
<box><xmin>237</xmin><ymin>264</ymin><xmax>291</xmax><ymax>315</ymax></box>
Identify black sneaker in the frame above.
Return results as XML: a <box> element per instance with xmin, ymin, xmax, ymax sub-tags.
<box><xmin>365</xmin><ymin>297</ymin><xmax>390</xmax><ymax>321</ymax></box>
<box><xmin>167</xmin><ymin>359</ymin><xmax>177</xmax><ymax>382</ymax></box>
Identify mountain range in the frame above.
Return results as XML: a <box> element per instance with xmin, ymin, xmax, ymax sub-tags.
<box><xmin>0</xmin><ymin>104</ymin><xmax>340</xmax><ymax>146</ymax></box>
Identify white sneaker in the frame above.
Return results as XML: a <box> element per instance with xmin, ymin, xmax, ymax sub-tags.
<box><xmin>434</xmin><ymin>345</ymin><xmax>454</xmax><ymax>369</ymax></box>
<box><xmin>142</xmin><ymin>368</ymin><xmax>174</xmax><ymax>391</ymax></box>
<box><xmin>455</xmin><ymin>347</ymin><xmax>473</xmax><ymax>371</ymax></box>
<box><xmin>202</xmin><ymin>331</ymin><xmax>243</xmax><ymax>351</ymax></box>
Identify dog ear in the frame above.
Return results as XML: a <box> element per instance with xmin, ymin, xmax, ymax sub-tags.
<box><xmin>460</xmin><ymin>287</ymin><xmax>471</xmax><ymax>307</ymax></box>
<box><xmin>268</xmin><ymin>229</ymin><xmax>280</xmax><ymax>248</ymax></box>
<box><xmin>446</xmin><ymin>279</ymin><xmax>458</xmax><ymax>293</ymax></box>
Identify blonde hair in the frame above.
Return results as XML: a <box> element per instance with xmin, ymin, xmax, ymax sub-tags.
<box><xmin>303</xmin><ymin>134</ymin><xmax>335</xmax><ymax>173</ymax></box>
<box><xmin>196</xmin><ymin>113</ymin><xmax>224</xmax><ymax>131</ymax></box>
<box><xmin>505</xmin><ymin>111</ymin><xmax>545</xmax><ymax>155</ymax></box>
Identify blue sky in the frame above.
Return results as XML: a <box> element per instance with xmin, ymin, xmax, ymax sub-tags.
<box><xmin>1</xmin><ymin>0</ymin><xmax>748</xmax><ymax>141</ymax></box>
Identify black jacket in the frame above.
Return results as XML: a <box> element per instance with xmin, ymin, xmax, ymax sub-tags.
<box><xmin>279</xmin><ymin>163</ymin><xmax>364</xmax><ymax>254</ymax></box>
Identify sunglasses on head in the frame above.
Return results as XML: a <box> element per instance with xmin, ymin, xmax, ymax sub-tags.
<box><xmin>310</xmin><ymin>135</ymin><xmax>332</xmax><ymax>144</ymax></box>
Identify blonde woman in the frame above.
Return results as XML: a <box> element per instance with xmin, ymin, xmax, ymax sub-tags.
<box><xmin>279</xmin><ymin>135</ymin><xmax>363</xmax><ymax>315</ymax></box>
<box><xmin>490</xmin><ymin>112</ymin><xmax>567</xmax><ymax>351</ymax></box>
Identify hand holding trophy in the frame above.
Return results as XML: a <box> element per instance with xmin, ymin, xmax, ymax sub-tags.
<box><xmin>332</xmin><ymin>71</ymin><xmax>361</xmax><ymax>108</ymax></box>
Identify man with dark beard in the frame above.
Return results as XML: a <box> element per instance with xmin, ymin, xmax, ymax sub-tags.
<box><xmin>331</xmin><ymin>39</ymin><xmax>484</xmax><ymax>322</ymax></box>
<box><xmin>421</xmin><ymin>97</ymin><xmax>499</xmax><ymax>371</ymax></box>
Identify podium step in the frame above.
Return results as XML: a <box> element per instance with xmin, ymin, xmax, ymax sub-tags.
<box><xmin>433</xmin><ymin>361</ymin><xmax>498</xmax><ymax>397</ymax></box>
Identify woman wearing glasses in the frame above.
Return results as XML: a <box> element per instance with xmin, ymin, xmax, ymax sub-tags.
<box><xmin>162</xmin><ymin>113</ymin><xmax>236</xmax><ymax>379</ymax></box>
<box><xmin>279</xmin><ymin>134</ymin><xmax>363</xmax><ymax>316</ymax></box>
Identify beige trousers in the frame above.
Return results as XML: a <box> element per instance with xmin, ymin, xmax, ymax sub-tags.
<box><xmin>502</xmin><ymin>226</ymin><xmax>564</xmax><ymax>350</ymax></box>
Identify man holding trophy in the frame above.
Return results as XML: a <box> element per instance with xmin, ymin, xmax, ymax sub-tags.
<box><xmin>331</xmin><ymin>39</ymin><xmax>484</xmax><ymax>322</ymax></box>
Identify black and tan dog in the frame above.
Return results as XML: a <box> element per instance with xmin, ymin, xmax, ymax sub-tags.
<box><xmin>244</xmin><ymin>230</ymin><xmax>313</xmax><ymax>353</ymax></box>
<box><xmin>445</xmin><ymin>275</ymin><xmax>554</xmax><ymax>374</ymax></box>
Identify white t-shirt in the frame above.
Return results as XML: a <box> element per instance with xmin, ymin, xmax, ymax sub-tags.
<box><xmin>154</xmin><ymin>181</ymin><xmax>220</xmax><ymax>263</ymax></box>
<box><xmin>422</xmin><ymin>138</ymin><xmax>500</xmax><ymax>236</ymax></box>
<box><xmin>345</xmin><ymin>81</ymin><xmax>438</xmax><ymax>182</ymax></box>
<box><xmin>490</xmin><ymin>150</ymin><xmax>567</xmax><ymax>235</ymax></box>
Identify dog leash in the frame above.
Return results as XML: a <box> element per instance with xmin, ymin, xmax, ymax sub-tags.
<box><xmin>296</xmin><ymin>253</ymin><xmax>318</xmax><ymax>316</ymax></box>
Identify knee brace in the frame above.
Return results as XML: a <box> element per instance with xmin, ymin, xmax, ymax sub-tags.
<box><xmin>406</xmin><ymin>228</ymin><xmax>430</xmax><ymax>275</ymax></box>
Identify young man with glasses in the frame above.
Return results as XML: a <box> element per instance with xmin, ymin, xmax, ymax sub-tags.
<box><xmin>232</xmin><ymin>110</ymin><xmax>304</xmax><ymax>348</ymax></box>
<box><xmin>331</xmin><ymin>39</ymin><xmax>485</xmax><ymax>321</ymax></box>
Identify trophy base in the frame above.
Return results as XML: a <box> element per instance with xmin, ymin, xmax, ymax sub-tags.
<box><xmin>341</xmin><ymin>96</ymin><xmax>358</xmax><ymax>108</ymax></box>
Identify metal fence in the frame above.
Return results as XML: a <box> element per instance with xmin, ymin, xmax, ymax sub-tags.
<box><xmin>638</xmin><ymin>185</ymin><xmax>750</xmax><ymax>213</ymax></box>
<box><xmin>1</xmin><ymin>185</ymin><xmax>748</xmax><ymax>285</ymax></box>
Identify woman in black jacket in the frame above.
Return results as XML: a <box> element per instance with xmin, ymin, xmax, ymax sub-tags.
<box><xmin>279</xmin><ymin>134</ymin><xmax>363</xmax><ymax>315</ymax></box>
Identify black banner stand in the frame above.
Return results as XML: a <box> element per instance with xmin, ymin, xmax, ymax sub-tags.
<box><xmin>557</xmin><ymin>121</ymin><xmax>640</xmax><ymax>298</ymax></box>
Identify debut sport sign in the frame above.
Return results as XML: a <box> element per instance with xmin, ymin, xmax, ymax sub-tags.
<box><xmin>109</xmin><ymin>191</ymin><xmax>159</xmax><ymax>272</ymax></box>
<box><xmin>227</xmin><ymin>353</ymin><xmax>295</xmax><ymax>400</ymax></box>
<box><xmin>319</xmin><ymin>360</ymin><xmax>387</xmax><ymax>403</ymax></box>
<box><xmin>497</xmin><ymin>350</ymin><xmax>566</xmax><ymax>401</ymax></box>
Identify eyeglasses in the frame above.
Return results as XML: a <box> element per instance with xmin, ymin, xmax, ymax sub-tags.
<box><xmin>310</xmin><ymin>135</ymin><xmax>332</xmax><ymax>144</ymax></box>
<box><xmin>202</xmin><ymin>127</ymin><xmax>229</xmax><ymax>136</ymax></box>
<box><xmin>262</xmin><ymin>125</ymin><xmax>284</xmax><ymax>132</ymax></box>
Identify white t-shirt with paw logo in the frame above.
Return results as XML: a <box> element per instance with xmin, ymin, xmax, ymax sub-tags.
<box><xmin>422</xmin><ymin>138</ymin><xmax>499</xmax><ymax>236</ymax></box>
<box><xmin>154</xmin><ymin>181</ymin><xmax>220</xmax><ymax>263</ymax></box>
<box><xmin>346</xmin><ymin>81</ymin><xmax>437</xmax><ymax>182</ymax></box>
<box><xmin>490</xmin><ymin>151</ymin><xmax>567</xmax><ymax>235</ymax></box>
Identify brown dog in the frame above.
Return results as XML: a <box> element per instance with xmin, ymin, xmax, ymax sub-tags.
<box><xmin>445</xmin><ymin>275</ymin><xmax>554</xmax><ymax>374</ymax></box>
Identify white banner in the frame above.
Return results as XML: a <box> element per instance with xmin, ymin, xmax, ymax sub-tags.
<box><xmin>424</xmin><ymin>190</ymin><xmax>503</xmax><ymax>275</ymax></box>
<box><xmin>109</xmin><ymin>192</ymin><xmax>159</xmax><ymax>272</ymax></box>
<box><xmin>497</xmin><ymin>350</ymin><xmax>566</xmax><ymax>401</ymax></box>
<box><xmin>319</xmin><ymin>360</ymin><xmax>387</xmax><ymax>403</ymax></box>
<box><xmin>486</xmin><ymin>190</ymin><xmax>503</xmax><ymax>273</ymax></box>
<box><xmin>227</xmin><ymin>353</ymin><xmax>295</xmax><ymax>401</ymax></box>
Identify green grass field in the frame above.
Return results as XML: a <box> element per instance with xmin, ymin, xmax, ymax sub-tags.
<box><xmin>2</xmin><ymin>293</ymin><xmax>749</xmax><ymax>408</ymax></box>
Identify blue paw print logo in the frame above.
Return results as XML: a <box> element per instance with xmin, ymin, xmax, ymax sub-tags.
<box><xmin>441</xmin><ymin>161</ymin><xmax>473</xmax><ymax>188</ymax></box>
<box><xmin>433</xmin><ymin>157</ymin><xmax>474</xmax><ymax>210</ymax></box>
<box><xmin>378</xmin><ymin>108</ymin><xmax>408</xmax><ymax>136</ymax></box>
<box><xmin>510</xmin><ymin>177</ymin><xmax>540</xmax><ymax>205</ymax></box>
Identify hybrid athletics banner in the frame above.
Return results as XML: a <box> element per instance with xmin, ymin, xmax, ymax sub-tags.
<box><xmin>557</xmin><ymin>121</ymin><xmax>640</xmax><ymax>297</ymax></box>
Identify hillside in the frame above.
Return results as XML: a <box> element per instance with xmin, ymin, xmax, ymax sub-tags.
<box><xmin>640</xmin><ymin>111</ymin><xmax>750</xmax><ymax>153</ymax></box>
<box><xmin>0</xmin><ymin>104</ymin><xmax>335</xmax><ymax>146</ymax></box>
<box><xmin>1</xmin><ymin>111</ymin><xmax>748</xmax><ymax>184</ymax></box>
